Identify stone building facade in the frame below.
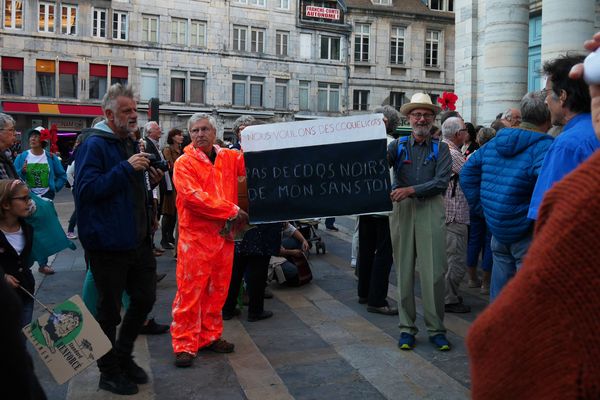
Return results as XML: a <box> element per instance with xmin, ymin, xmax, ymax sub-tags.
<box><xmin>0</xmin><ymin>0</ymin><xmax>455</xmax><ymax>143</ymax></box>
<box><xmin>455</xmin><ymin>0</ymin><xmax>600</xmax><ymax>125</ymax></box>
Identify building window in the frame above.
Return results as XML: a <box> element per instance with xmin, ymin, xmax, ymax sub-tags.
<box><xmin>232</xmin><ymin>75</ymin><xmax>246</xmax><ymax>106</ymax></box>
<box><xmin>171</xmin><ymin>18</ymin><xmax>187</xmax><ymax>45</ymax></box>
<box><xmin>232</xmin><ymin>75</ymin><xmax>263</xmax><ymax>107</ymax></box>
<box><xmin>190</xmin><ymin>20</ymin><xmax>206</xmax><ymax>47</ymax></box>
<box><xmin>92</xmin><ymin>8</ymin><xmax>107</xmax><ymax>38</ymax></box>
<box><xmin>59</xmin><ymin>61</ymin><xmax>77</xmax><ymax>98</ymax></box>
<box><xmin>354</xmin><ymin>24</ymin><xmax>370</xmax><ymax>62</ymax></box>
<box><xmin>140</xmin><ymin>68</ymin><xmax>158</xmax><ymax>101</ymax></box>
<box><xmin>278</xmin><ymin>0</ymin><xmax>290</xmax><ymax>9</ymax></box>
<box><xmin>390</xmin><ymin>91</ymin><xmax>404</xmax><ymax>111</ymax></box>
<box><xmin>275</xmin><ymin>79</ymin><xmax>288</xmax><ymax>109</ymax></box>
<box><xmin>170</xmin><ymin>71</ymin><xmax>186</xmax><ymax>103</ymax></box>
<box><xmin>236</xmin><ymin>0</ymin><xmax>266</xmax><ymax>5</ymax></box>
<box><xmin>61</xmin><ymin>4</ymin><xmax>77</xmax><ymax>35</ymax></box>
<box><xmin>320</xmin><ymin>36</ymin><xmax>340</xmax><ymax>61</ymax></box>
<box><xmin>372</xmin><ymin>0</ymin><xmax>391</xmax><ymax>4</ymax></box>
<box><xmin>428</xmin><ymin>0</ymin><xmax>453</xmax><ymax>11</ymax></box>
<box><xmin>276</xmin><ymin>30</ymin><xmax>289</xmax><ymax>56</ymax></box>
<box><xmin>142</xmin><ymin>15</ymin><xmax>158</xmax><ymax>43</ymax></box>
<box><xmin>111</xmin><ymin>65</ymin><xmax>128</xmax><ymax>86</ymax></box>
<box><xmin>317</xmin><ymin>82</ymin><xmax>340</xmax><ymax>112</ymax></box>
<box><xmin>353</xmin><ymin>90</ymin><xmax>369</xmax><ymax>111</ymax></box>
<box><xmin>299</xmin><ymin>80</ymin><xmax>310</xmax><ymax>111</ymax></box>
<box><xmin>390</xmin><ymin>26</ymin><xmax>405</xmax><ymax>64</ymax></box>
<box><xmin>250</xmin><ymin>77</ymin><xmax>263</xmax><ymax>107</ymax></box>
<box><xmin>425</xmin><ymin>30</ymin><xmax>440</xmax><ymax>67</ymax></box>
<box><xmin>190</xmin><ymin>72</ymin><xmax>206</xmax><ymax>104</ymax></box>
<box><xmin>36</xmin><ymin>59</ymin><xmax>56</xmax><ymax>97</ymax></box>
<box><xmin>250</xmin><ymin>28</ymin><xmax>265</xmax><ymax>53</ymax></box>
<box><xmin>4</xmin><ymin>0</ymin><xmax>23</xmax><ymax>29</ymax></box>
<box><xmin>112</xmin><ymin>11</ymin><xmax>128</xmax><ymax>40</ymax></box>
<box><xmin>1</xmin><ymin>57</ymin><xmax>24</xmax><ymax>96</ymax></box>
<box><xmin>89</xmin><ymin>63</ymin><xmax>107</xmax><ymax>100</ymax></box>
<box><xmin>38</xmin><ymin>2</ymin><xmax>55</xmax><ymax>33</ymax></box>
<box><xmin>233</xmin><ymin>26</ymin><xmax>247</xmax><ymax>51</ymax></box>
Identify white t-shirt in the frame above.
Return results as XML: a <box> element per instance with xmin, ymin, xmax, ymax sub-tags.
<box><xmin>25</xmin><ymin>151</ymin><xmax>50</xmax><ymax>196</ymax></box>
<box><xmin>3</xmin><ymin>227</ymin><xmax>25</xmax><ymax>255</ymax></box>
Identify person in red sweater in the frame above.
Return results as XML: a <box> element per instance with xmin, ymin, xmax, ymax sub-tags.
<box><xmin>467</xmin><ymin>34</ymin><xmax>600</xmax><ymax>399</ymax></box>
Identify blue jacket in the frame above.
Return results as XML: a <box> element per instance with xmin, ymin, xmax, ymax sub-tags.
<box><xmin>528</xmin><ymin>113</ymin><xmax>599</xmax><ymax>219</ymax></box>
<box><xmin>460</xmin><ymin>126</ymin><xmax>553</xmax><ymax>245</ymax></box>
<box><xmin>14</xmin><ymin>149</ymin><xmax>67</xmax><ymax>195</ymax></box>
<box><xmin>74</xmin><ymin>125</ymin><xmax>150</xmax><ymax>251</ymax></box>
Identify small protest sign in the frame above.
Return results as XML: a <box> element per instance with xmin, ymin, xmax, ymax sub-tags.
<box><xmin>23</xmin><ymin>294</ymin><xmax>111</xmax><ymax>385</ymax></box>
<box><xmin>241</xmin><ymin>114</ymin><xmax>393</xmax><ymax>223</ymax></box>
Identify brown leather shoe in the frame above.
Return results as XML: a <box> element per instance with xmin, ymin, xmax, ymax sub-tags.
<box><xmin>205</xmin><ymin>338</ymin><xmax>235</xmax><ymax>353</ymax></box>
<box><xmin>174</xmin><ymin>352</ymin><xmax>194</xmax><ymax>368</ymax></box>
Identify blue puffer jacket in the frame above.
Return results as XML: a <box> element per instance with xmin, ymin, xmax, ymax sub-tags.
<box><xmin>460</xmin><ymin>127</ymin><xmax>553</xmax><ymax>245</ymax></box>
<box><xmin>74</xmin><ymin>125</ymin><xmax>150</xmax><ymax>251</ymax></box>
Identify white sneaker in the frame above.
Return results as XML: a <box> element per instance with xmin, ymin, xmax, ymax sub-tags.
<box><xmin>66</xmin><ymin>232</ymin><xmax>77</xmax><ymax>240</ymax></box>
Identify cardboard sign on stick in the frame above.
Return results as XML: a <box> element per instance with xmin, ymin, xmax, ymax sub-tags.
<box><xmin>23</xmin><ymin>294</ymin><xmax>111</xmax><ymax>385</ymax></box>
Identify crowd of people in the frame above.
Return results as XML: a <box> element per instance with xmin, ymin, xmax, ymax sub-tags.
<box><xmin>1</xmin><ymin>33</ymin><xmax>600</xmax><ymax>399</ymax></box>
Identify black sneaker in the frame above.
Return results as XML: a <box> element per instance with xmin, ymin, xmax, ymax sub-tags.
<box><xmin>99</xmin><ymin>372</ymin><xmax>139</xmax><ymax>395</ymax></box>
<box><xmin>140</xmin><ymin>318</ymin><xmax>170</xmax><ymax>335</ymax></box>
<box><xmin>222</xmin><ymin>308</ymin><xmax>241</xmax><ymax>321</ymax></box>
<box><xmin>120</xmin><ymin>358</ymin><xmax>149</xmax><ymax>384</ymax></box>
<box><xmin>247</xmin><ymin>310</ymin><xmax>274</xmax><ymax>322</ymax></box>
<box><xmin>445</xmin><ymin>303</ymin><xmax>471</xmax><ymax>313</ymax></box>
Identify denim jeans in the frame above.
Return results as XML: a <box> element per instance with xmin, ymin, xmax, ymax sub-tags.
<box><xmin>490</xmin><ymin>233</ymin><xmax>532</xmax><ymax>301</ymax></box>
<box><xmin>467</xmin><ymin>212</ymin><xmax>493</xmax><ymax>272</ymax></box>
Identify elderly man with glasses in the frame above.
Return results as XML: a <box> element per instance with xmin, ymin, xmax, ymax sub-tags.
<box><xmin>387</xmin><ymin>93</ymin><xmax>452</xmax><ymax>351</ymax></box>
<box><xmin>0</xmin><ymin>113</ymin><xmax>19</xmax><ymax>179</ymax></box>
<box><xmin>170</xmin><ymin>113</ymin><xmax>248</xmax><ymax>368</ymax></box>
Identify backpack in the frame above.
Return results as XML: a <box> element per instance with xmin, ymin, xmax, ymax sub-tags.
<box><xmin>394</xmin><ymin>136</ymin><xmax>439</xmax><ymax>170</ymax></box>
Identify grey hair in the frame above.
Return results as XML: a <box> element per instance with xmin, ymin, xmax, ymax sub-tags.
<box><xmin>233</xmin><ymin>115</ymin><xmax>256</xmax><ymax>135</ymax></box>
<box><xmin>144</xmin><ymin>120</ymin><xmax>158</xmax><ymax>132</ymax></box>
<box><xmin>441</xmin><ymin>117</ymin><xmax>463</xmax><ymax>139</ymax></box>
<box><xmin>101</xmin><ymin>83</ymin><xmax>135</xmax><ymax>114</ymax></box>
<box><xmin>0</xmin><ymin>113</ymin><xmax>15</xmax><ymax>131</ymax></box>
<box><xmin>520</xmin><ymin>91</ymin><xmax>551</xmax><ymax>126</ymax></box>
<box><xmin>188</xmin><ymin>112</ymin><xmax>217</xmax><ymax>132</ymax></box>
<box><xmin>502</xmin><ymin>108</ymin><xmax>514</xmax><ymax>120</ymax></box>
<box><xmin>476</xmin><ymin>127</ymin><xmax>496</xmax><ymax>146</ymax></box>
<box><xmin>374</xmin><ymin>105</ymin><xmax>400</xmax><ymax>133</ymax></box>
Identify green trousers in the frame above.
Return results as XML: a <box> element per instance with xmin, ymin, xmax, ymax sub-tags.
<box><xmin>389</xmin><ymin>195</ymin><xmax>447</xmax><ymax>336</ymax></box>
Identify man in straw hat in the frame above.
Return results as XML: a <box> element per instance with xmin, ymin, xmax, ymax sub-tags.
<box><xmin>387</xmin><ymin>93</ymin><xmax>452</xmax><ymax>351</ymax></box>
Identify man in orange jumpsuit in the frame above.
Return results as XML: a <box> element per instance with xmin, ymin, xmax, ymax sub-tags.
<box><xmin>171</xmin><ymin>113</ymin><xmax>247</xmax><ymax>368</ymax></box>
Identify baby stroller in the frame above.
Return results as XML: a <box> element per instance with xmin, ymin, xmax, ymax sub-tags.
<box><xmin>292</xmin><ymin>219</ymin><xmax>326</xmax><ymax>254</ymax></box>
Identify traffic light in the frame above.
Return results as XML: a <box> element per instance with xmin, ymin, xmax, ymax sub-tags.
<box><xmin>148</xmin><ymin>97</ymin><xmax>159</xmax><ymax>122</ymax></box>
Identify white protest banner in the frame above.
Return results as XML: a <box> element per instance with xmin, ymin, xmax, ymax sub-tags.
<box><xmin>241</xmin><ymin>114</ymin><xmax>393</xmax><ymax>223</ymax></box>
<box><xmin>23</xmin><ymin>294</ymin><xmax>111</xmax><ymax>385</ymax></box>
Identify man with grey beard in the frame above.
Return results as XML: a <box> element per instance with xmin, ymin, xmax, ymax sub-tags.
<box><xmin>387</xmin><ymin>93</ymin><xmax>452</xmax><ymax>351</ymax></box>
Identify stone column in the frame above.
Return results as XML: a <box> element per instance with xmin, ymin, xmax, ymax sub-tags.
<box><xmin>454</xmin><ymin>0</ymin><xmax>479</xmax><ymax>123</ymax></box>
<box><xmin>481</xmin><ymin>0</ymin><xmax>529</xmax><ymax>125</ymax></box>
<box><xmin>541</xmin><ymin>0</ymin><xmax>595</xmax><ymax>63</ymax></box>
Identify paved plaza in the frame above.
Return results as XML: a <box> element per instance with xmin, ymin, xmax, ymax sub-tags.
<box><xmin>31</xmin><ymin>191</ymin><xmax>488</xmax><ymax>399</ymax></box>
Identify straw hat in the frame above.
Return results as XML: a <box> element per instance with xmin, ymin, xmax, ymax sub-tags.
<box><xmin>400</xmin><ymin>93</ymin><xmax>441</xmax><ymax>116</ymax></box>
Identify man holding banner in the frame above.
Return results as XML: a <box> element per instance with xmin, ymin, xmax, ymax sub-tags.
<box><xmin>171</xmin><ymin>113</ymin><xmax>247</xmax><ymax>368</ymax></box>
<box><xmin>388</xmin><ymin>93</ymin><xmax>452</xmax><ymax>351</ymax></box>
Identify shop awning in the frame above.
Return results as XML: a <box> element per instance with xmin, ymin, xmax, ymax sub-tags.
<box><xmin>1</xmin><ymin>102</ymin><xmax>103</xmax><ymax>117</ymax></box>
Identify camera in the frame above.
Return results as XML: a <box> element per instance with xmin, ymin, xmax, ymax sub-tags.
<box><xmin>146</xmin><ymin>154</ymin><xmax>170</xmax><ymax>172</ymax></box>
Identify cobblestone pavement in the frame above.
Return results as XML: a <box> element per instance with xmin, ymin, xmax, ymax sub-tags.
<box><xmin>30</xmin><ymin>191</ymin><xmax>487</xmax><ymax>399</ymax></box>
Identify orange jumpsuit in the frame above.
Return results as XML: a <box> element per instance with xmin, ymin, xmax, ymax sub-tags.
<box><xmin>171</xmin><ymin>144</ymin><xmax>245</xmax><ymax>355</ymax></box>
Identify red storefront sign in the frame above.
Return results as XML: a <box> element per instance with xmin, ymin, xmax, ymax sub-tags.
<box><xmin>305</xmin><ymin>5</ymin><xmax>340</xmax><ymax>20</ymax></box>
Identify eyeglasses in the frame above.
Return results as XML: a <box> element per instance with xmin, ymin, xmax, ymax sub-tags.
<box><xmin>409</xmin><ymin>112</ymin><xmax>435</xmax><ymax>120</ymax></box>
<box><xmin>11</xmin><ymin>195</ymin><xmax>31</xmax><ymax>202</ymax></box>
<box><xmin>540</xmin><ymin>88</ymin><xmax>551</xmax><ymax>98</ymax></box>
<box><xmin>0</xmin><ymin>127</ymin><xmax>16</xmax><ymax>133</ymax></box>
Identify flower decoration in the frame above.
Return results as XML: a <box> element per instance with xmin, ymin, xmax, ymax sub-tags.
<box><xmin>437</xmin><ymin>92</ymin><xmax>458</xmax><ymax>111</ymax></box>
<box><xmin>49</xmin><ymin>124</ymin><xmax>59</xmax><ymax>154</ymax></box>
<box><xmin>39</xmin><ymin>128</ymin><xmax>52</xmax><ymax>142</ymax></box>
